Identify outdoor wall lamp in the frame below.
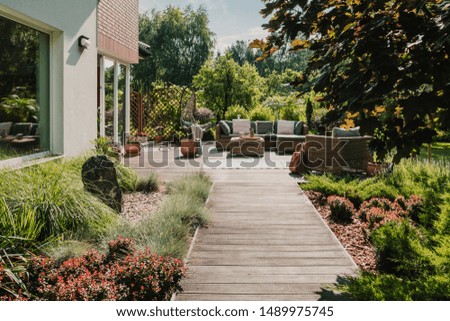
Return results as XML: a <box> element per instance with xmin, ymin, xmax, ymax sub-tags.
<box><xmin>78</xmin><ymin>35</ymin><xmax>91</xmax><ymax>50</ymax></box>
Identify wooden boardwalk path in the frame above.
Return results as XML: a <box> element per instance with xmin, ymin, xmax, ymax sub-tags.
<box><xmin>175</xmin><ymin>170</ymin><xmax>358</xmax><ymax>301</ymax></box>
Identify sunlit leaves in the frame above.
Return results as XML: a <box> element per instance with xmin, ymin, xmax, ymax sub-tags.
<box><xmin>258</xmin><ymin>0</ymin><xmax>449</xmax><ymax>161</ymax></box>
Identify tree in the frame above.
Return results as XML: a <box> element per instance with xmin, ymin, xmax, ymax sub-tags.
<box><xmin>132</xmin><ymin>6</ymin><xmax>215</xmax><ymax>88</ymax></box>
<box><xmin>226</xmin><ymin>40</ymin><xmax>311</xmax><ymax>77</ymax></box>
<box><xmin>193</xmin><ymin>55</ymin><xmax>266</xmax><ymax>120</ymax></box>
<box><xmin>256</xmin><ymin>0</ymin><xmax>450</xmax><ymax>161</ymax></box>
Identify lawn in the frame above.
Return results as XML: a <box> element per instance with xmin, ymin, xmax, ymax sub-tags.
<box><xmin>419</xmin><ymin>142</ymin><xmax>450</xmax><ymax>161</ymax></box>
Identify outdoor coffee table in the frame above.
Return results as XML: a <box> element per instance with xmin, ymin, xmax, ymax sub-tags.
<box><xmin>230</xmin><ymin>136</ymin><xmax>264</xmax><ymax>157</ymax></box>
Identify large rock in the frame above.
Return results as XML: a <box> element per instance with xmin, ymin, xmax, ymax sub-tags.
<box><xmin>81</xmin><ymin>155</ymin><xmax>122</xmax><ymax>212</ymax></box>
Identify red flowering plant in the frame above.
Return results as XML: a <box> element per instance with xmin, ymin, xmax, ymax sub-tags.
<box><xmin>359</xmin><ymin>195</ymin><xmax>422</xmax><ymax>230</ymax></box>
<box><xmin>4</xmin><ymin>237</ymin><xmax>186</xmax><ymax>301</ymax></box>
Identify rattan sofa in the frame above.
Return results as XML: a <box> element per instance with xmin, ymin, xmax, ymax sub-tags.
<box><xmin>215</xmin><ymin>120</ymin><xmax>309</xmax><ymax>153</ymax></box>
<box><xmin>301</xmin><ymin>134</ymin><xmax>372</xmax><ymax>173</ymax></box>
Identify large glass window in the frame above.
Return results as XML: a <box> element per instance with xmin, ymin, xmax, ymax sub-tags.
<box><xmin>0</xmin><ymin>15</ymin><xmax>50</xmax><ymax>161</ymax></box>
<box><xmin>99</xmin><ymin>58</ymin><xmax>126</xmax><ymax>144</ymax></box>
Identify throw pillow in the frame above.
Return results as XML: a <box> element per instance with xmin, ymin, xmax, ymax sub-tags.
<box><xmin>256</xmin><ymin>121</ymin><xmax>273</xmax><ymax>134</ymax></box>
<box><xmin>294</xmin><ymin>121</ymin><xmax>304</xmax><ymax>135</ymax></box>
<box><xmin>277</xmin><ymin>120</ymin><xmax>295</xmax><ymax>135</ymax></box>
<box><xmin>219</xmin><ymin>120</ymin><xmax>231</xmax><ymax>136</ymax></box>
<box><xmin>332</xmin><ymin>126</ymin><xmax>361</xmax><ymax>137</ymax></box>
<box><xmin>232</xmin><ymin>119</ymin><xmax>250</xmax><ymax>134</ymax></box>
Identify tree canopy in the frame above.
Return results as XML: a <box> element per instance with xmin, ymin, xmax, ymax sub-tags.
<box><xmin>226</xmin><ymin>40</ymin><xmax>311</xmax><ymax>77</ymax></box>
<box><xmin>256</xmin><ymin>0</ymin><xmax>450</xmax><ymax>161</ymax></box>
<box><xmin>193</xmin><ymin>55</ymin><xmax>266</xmax><ymax>119</ymax></box>
<box><xmin>133</xmin><ymin>6</ymin><xmax>215</xmax><ymax>88</ymax></box>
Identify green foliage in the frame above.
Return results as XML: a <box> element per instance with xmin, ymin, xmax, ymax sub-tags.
<box><xmin>0</xmin><ymin>93</ymin><xmax>38</xmax><ymax>123</ymax></box>
<box><xmin>133</xmin><ymin>6</ymin><xmax>214</xmax><ymax>87</ymax></box>
<box><xmin>194</xmin><ymin>55</ymin><xmax>265</xmax><ymax>119</ymax></box>
<box><xmin>225</xmin><ymin>105</ymin><xmax>249</xmax><ymax>120</ymax></box>
<box><xmin>303</xmin><ymin>158</ymin><xmax>450</xmax><ymax>300</ymax></box>
<box><xmin>115</xmin><ymin>163</ymin><xmax>139</xmax><ymax>193</ymax></box>
<box><xmin>248</xmin><ymin>105</ymin><xmax>275</xmax><ymax>121</ymax></box>
<box><xmin>327</xmin><ymin>196</ymin><xmax>355</xmax><ymax>222</ymax></box>
<box><xmin>259</xmin><ymin>0</ymin><xmax>449</xmax><ymax>162</ymax></box>
<box><xmin>370</xmin><ymin>221</ymin><xmax>431</xmax><ymax>276</ymax></box>
<box><xmin>338</xmin><ymin>272</ymin><xmax>450</xmax><ymax>301</ymax></box>
<box><xmin>0</xmin><ymin>158</ymin><xmax>118</xmax><ymax>242</ymax></box>
<box><xmin>166</xmin><ymin>171</ymin><xmax>212</xmax><ymax>203</ymax></box>
<box><xmin>136</xmin><ymin>172</ymin><xmax>159</xmax><ymax>194</ymax></box>
<box><xmin>226</xmin><ymin>40</ymin><xmax>311</xmax><ymax>78</ymax></box>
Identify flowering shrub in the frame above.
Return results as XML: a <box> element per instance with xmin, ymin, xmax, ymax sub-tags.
<box><xmin>327</xmin><ymin>196</ymin><xmax>355</xmax><ymax>222</ymax></box>
<box><xmin>359</xmin><ymin>195</ymin><xmax>422</xmax><ymax>229</ymax></box>
<box><xmin>2</xmin><ymin>237</ymin><xmax>186</xmax><ymax>301</ymax></box>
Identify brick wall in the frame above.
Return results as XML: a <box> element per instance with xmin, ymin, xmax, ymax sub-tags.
<box><xmin>97</xmin><ymin>0</ymin><xmax>139</xmax><ymax>63</ymax></box>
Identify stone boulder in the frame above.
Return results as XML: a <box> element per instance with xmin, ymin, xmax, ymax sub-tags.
<box><xmin>81</xmin><ymin>155</ymin><xmax>122</xmax><ymax>212</ymax></box>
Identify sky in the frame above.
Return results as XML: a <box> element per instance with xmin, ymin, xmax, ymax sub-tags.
<box><xmin>139</xmin><ymin>0</ymin><xmax>269</xmax><ymax>53</ymax></box>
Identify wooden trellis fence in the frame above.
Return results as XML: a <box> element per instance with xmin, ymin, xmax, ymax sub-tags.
<box><xmin>130</xmin><ymin>85</ymin><xmax>194</xmax><ymax>141</ymax></box>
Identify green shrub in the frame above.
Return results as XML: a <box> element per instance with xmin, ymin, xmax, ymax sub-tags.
<box><xmin>225</xmin><ymin>104</ymin><xmax>249</xmax><ymax>120</ymax></box>
<box><xmin>136</xmin><ymin>172</ymin><xmax>159</xmax><ymax>193</ymax></box>
<box><xmin>370</xmin><ymin>221</ymin><xmax>431</xmax><ymax>276</ymax></box>
<box><xmin>338</xmin><ymin>272</ymin><xmax>450</xmax><ymax>300</ymax></box>
<box><xmin>248</xmin><ymin>105</ymin><xmax>275</xmax><ymax>121</ymax></box>
<box><xmin>327</xmin><ymin>196</ymin><xmax>355</xmax><ymax>222</ymax></box>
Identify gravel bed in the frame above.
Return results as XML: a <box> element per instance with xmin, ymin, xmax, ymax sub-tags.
<box><xmin>304</xmin><ymin>190</ymin><xmax>378</xmax><ymax>273</ymax></box>
<box><xmin>121</xmin><ymin>187</ymin><xmax>166</xmax><ymax>224</ymax></box>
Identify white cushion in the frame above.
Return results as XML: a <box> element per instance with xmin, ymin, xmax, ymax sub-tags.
<box><xmin>232</xmin><ymin>119</ymin><xmax>250</xmax><ymax>134</ymax></box>
<box><xmin>0</xmin><ymin>122</ymin><xmax>13</xmax><ymax>136</ymax></box>
<box><xmin>277</xmin><ymin>120</ymin><xmax>295</xmax><ymax>134</ymax></box>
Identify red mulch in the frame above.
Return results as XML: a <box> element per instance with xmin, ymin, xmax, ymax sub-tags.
<box><xmin>304</xmin><ymin>190</ymin><xmax>378</xmax><ymax>273</ymax></box>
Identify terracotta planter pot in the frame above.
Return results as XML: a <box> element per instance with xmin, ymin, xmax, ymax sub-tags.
<box><xmin>367</xmin><ymin>162</ymin><xmax>388</xmax><ymax>176</ymax></box>
<box><xmin>125</xmin><ymin>143</ymin><xmax>141</xmax><ymax>157</ymax></box>
<box><xmin>180</xmin><ymin>139</ymin><xmax>198</xmax><ymax>158</ymax></box>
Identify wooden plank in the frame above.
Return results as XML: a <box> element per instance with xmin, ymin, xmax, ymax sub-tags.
<box><xmin>193</xmin><ymin>244</ymin><xmax>343</xmax><ymax>252</ymax></box>
<box><xmin>189</xmin><ymin>250</ymin><xmax>349</xmax><ymax>260</ymax></box>
<box><xmin>176</xmin><ymin>294</ymin><xmax>322</xmax><ymax>301</ymax></box>
<box><xmin>181</xmin><ymin>283</ymin><xmax>328</xmax><ymax>295</ymax></box>
<box><xmin>188</xmin><ymin>257</ymin><xmax>354</xmax><ymax>267</ymax></box>
<box><xmin>187</xmin><ymin>265</ymin><xmax>357</xmax><ymax>276</ymax></box>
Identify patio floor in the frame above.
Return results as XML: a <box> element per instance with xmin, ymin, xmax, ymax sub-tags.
<box><xmin>128</xmin><ymin>144</ymin><xmax>358</xmax><ymax>300</ymax></box>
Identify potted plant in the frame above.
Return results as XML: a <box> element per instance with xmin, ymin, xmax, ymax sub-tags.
<box><xmin>180</xmin><ymin>138</ymin><xmax>199</xmax><ymax>158</ymax></box>
<box><xmin>92</xmin><ymin>137</ymin><xmax>123</xmax><ymax>162</ymax></box>
<box><xmin>125</xmin><ymin>136</ymin><xmax>141</xmax><ymax>157</ymax></box>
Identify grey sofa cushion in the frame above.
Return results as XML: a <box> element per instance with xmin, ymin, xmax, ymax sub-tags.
<box><xmin>219</xmin><ymin>120</ymin><xmax>231</xmax><ymax>135</ymax></box>
<box><xmin>226</xmin><ymin>121</ymin><xmax>233</xmax><ymax>133</ymax></box>
<box><xmin>10</xmin><ymin>123</ymin><xmax>33</xmax><ymax>136</ymax></box>
<box><xmin>332</xmin><ymin>126</ymin><xmax>360</xmax><ymax>137</ymax></box>
<box><xmin>256</xmin><ymin>121</ymin><xmax>273</xmax><ymax>134</ymax></box>
<box><xmin>294</xmin><ymin>121</ymin><xmax>304</xmax><ymax>135</ymax></box>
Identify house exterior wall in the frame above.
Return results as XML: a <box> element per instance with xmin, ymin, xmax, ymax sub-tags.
<box><xmin>98</xmin><ymin>0</ymin><xmax>139</xmax><ymax>64</ymax></box>
<box><xmin>0</xmin><ymin>0</ymin><xmax>99</xmax><ymax>156</ymax></box>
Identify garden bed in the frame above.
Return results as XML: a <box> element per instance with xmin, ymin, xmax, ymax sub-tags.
<box><xmin>305</xmin><ymin>191</ymin><xmax>377</xmax><ymax>273</ymax></box>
